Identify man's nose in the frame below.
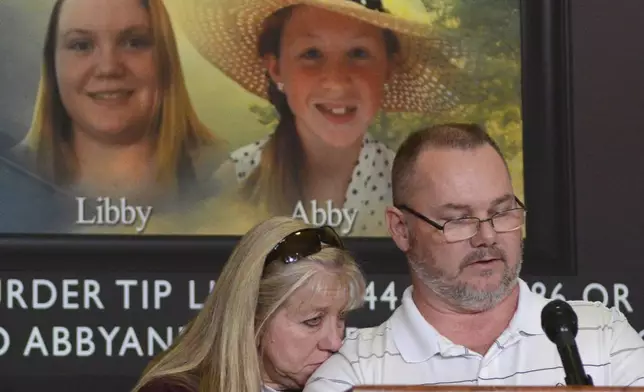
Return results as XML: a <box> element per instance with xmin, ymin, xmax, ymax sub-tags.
<box><xmin>470</xmin><ymin>219</ymin><xmax>497</xmax><ymax>247</ymax></box>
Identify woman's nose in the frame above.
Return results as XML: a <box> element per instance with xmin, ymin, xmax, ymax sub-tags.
<box><xmin>318</xmin><ymin>325</ymin><xmax>344</xmax><ymax>352</ymax></box>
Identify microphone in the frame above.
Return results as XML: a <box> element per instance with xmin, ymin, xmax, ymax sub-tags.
<box><xmin>541</xmin><ymin>299</ymin><xmax>594</xmax><ymax>386</ymax></box>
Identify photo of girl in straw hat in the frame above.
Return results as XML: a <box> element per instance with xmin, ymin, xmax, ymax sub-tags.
<box><xmin>170</xmin><ymin>0</ymin><xmax>471</xmax><ymax>237</ymax></box>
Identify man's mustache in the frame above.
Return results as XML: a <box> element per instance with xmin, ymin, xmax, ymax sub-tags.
<box><xmin>460</xmin><ymin>247</ymin><xmax>507</xmax><ymax>269</ymax></box>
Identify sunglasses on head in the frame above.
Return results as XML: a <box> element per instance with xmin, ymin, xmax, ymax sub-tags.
<box><xmin>265</xmin><ymin>226</ymin><xmax>345</xmax><ymax>267</ymax></box>
<box><xmin>349</xmin><ymin>0</ymin><xmax>386</xmax><ymax>12</ymax></box>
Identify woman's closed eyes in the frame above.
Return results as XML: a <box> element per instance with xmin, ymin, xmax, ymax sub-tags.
<box><xmin>303</xmin><ymin>315</ymin><xmax>323</xmax><ymax>327</ymax></box>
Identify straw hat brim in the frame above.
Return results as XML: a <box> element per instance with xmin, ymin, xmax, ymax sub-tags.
<box><xmin>170</xmin><ymin>0</ymin><xmax>468</xmax><ymax>113</ymax></box>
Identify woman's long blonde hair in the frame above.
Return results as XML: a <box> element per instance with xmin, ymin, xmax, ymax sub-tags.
<box><xmin>131</xmin><ymin>217</ymin><xmax>366</xmax><ymax>392</ymax></box>
<box><xmin>24</xmin><ymin>0</ymin><xmax>222</xmax><ymax>189</ymax></box>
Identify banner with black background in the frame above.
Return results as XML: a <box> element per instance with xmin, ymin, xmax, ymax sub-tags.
<box><xmin>0</xmin><ymin>271</ymin><xmax>641</xmax><ymax>378</ymax></box>
<box><xmin>3</xmin><ymin>0</ymin><xmax>644</xmax><ymax>389</ymax></box>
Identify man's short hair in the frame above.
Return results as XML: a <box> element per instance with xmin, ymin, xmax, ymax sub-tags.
<box><xmin>391</xmin><ymin>123</ymin><xmax>506</xmax><ymax>205</ymax></box>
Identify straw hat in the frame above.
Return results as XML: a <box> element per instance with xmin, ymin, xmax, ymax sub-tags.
<box><xmin>169</xmin><ymin>0</ymin><xmax>469</xmax><ymax>113</ymax></box>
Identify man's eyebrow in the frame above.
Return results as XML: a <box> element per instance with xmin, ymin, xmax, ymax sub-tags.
<box><xmin>435</xmin><ymin>194</ymin><xmax>515</xmax><ymax>212</ymax></box>
<box><xmin>490</xmin><ymin>193</ymin><xmax>515</xmax><ymax>208</ymax></box>
<box><xmin>436</xmin><ymin>202</ymin><xmax>470</xmax><ymax>211</ymax></box>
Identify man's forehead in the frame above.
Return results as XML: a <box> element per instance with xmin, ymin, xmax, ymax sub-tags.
<box><xmin>408</xmin><ymin>145</ymin><xmax>512</xmax><ymax>203</ymax></box>
<box><xmin>413</xmin><ymin>145</ymin><xmax>507</xmax><ymax>177</ymax></box>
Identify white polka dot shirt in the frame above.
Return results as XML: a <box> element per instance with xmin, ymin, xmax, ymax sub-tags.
<box><xmin>229</xmin><ymin>133</ymin><xmax>395</xmax><ymax>237</ymax></box>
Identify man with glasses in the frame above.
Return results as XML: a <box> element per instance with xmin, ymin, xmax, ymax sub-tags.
<box><xmin>304</xmin><ymin>123</ymin><xmax>644</xmax><ymax>391</ymax></box>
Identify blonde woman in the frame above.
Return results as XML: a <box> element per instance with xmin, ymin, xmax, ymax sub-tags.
<box><xmin>132</xmin><ymin>216</ymin><xmax>366</xmax><ymax>392</ymax></box>
<box><xmin>173</xmin><ymin>0</ymin><xmax>466</xmax><ymax>237</ymax></box>
<box><xmin>13</xmin><ymin>0</ymin><xmax>227</xmax><ymax>211</ymax></box>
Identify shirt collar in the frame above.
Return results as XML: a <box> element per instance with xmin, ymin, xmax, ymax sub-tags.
<box><xmin>507</xmin><ymin>278</ymin><xmax>549</xmax><ymax>336</ymax></box>
<box><xmin>232</xmin><ymin>132</ymin><xmax>385</xmax><ymax>182</ymax></box>
<box><xmin>353</xmin><ymin>132</ymin><xmax>382</xmax><ymax>168</ymax></box>
<box><xmin>391</xmin><ymin>286</ymin><xmax>443</xmax><ymax>362</ymax></box>
<box><xmin>391</xmin><ymin>279</ymin><xmax>547</xmax><ymax>362</ymax></box>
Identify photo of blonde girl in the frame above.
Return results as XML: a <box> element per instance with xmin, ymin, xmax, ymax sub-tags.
<box><xmin>12</xmin><ymin>0</ymin><xmax>228</xmax><ymax>216</ymax></box>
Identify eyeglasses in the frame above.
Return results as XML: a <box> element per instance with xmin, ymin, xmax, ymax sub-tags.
<box><xmin>396</xmin><ymin>197</ymin><xmax>527</xmax><ymax>243</ymax></box>
<box><xmin>265</xmin><ymin>226</ymin><xmax>345</xmax><ymax>267</ymax></box>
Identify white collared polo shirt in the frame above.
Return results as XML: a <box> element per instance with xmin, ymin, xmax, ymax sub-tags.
<box><xmin>304</xmin><ymin>279</ymin><xmax>644</xmax><ymax>392</ymax></box>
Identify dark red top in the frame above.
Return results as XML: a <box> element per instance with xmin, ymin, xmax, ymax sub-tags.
<box><xmin>138</xmin><ymin>380</ymin><xmax>302</xmax><ymax>392</ymax></box>
<box><xmin>138</xmin><ymin>380</ymin><xmax>195</xmax><ymax>392</ymax></box>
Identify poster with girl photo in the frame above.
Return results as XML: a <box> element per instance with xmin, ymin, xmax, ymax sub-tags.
<box><xmin>0</xmin><ymin>0</ymin><xmax>522</xmax><ymax>237</ymax></box>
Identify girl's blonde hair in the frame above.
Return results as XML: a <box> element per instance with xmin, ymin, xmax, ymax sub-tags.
<box><xmin>132</xmin><ymin>216</ymin><xmax>366</xmax><ymax>392</ymax></box>
<box><xmin>24</xmin><ymin>0</ymin><xmax>221</xmax><ymax>189</ymax></box>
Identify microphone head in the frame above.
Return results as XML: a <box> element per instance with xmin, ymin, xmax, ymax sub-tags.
<box><xmin>541</xmin><ymin>299</ymin><xmax>579</xmax><ymax>344</ymax></box>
